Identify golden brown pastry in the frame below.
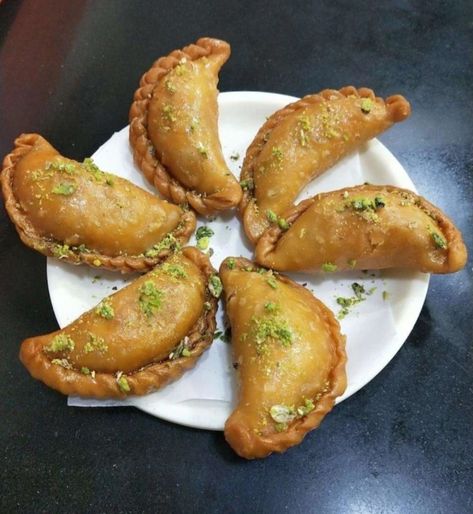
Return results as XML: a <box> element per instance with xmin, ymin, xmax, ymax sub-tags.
<box><xmin>256</xmin><ymin>185</ymin><xmax>467</xmax><ymax>273</ymax></box>
<box><xmin>240</xmin><ymin>87</ymin><xmax>411</xmax><ymax>243</ymax></box>
<box><xmin>1</xmin><ymin>134</ymin><xmax>195</xmax><ymax>273</ymax></box>
<box><xmin>20</xmin><ymin>248</ymin><xmax>219</xmax><ymax>398</ymax></box>
<box><xmin>220</xmin><ymin>257</ymin><xmax>346</xmax><ymax>459</ymax></box>
<box><xmin>129</xmin><ymin>37</ymin><xmax>242</xmax><ymax>216</ymax></box>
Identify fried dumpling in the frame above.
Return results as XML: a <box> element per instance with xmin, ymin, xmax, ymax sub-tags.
<box><xmin>220</xmin><ymin>257</ymin><xmax>347</xmax><ymax>459</ymax></box>
<box><xmin>129</xmin><ymin>37</ymin><xmax>242</xmax><ymax>216</ymax></box>
<box><xmin>1</xmin><ymin>134</ymin><xmax>195</xmax><ymax>272</ymax></box>
<box><xmin>20</xmin><ymin>248</ymin><xmax>219</xmax><ymax>398</ymax></box>
<box><xmin>256</xmin><ymin>185</ymin><xmax>467</xmax><ymax>273</ymax></box>
<box><xmin>240</xmin><ymin>87</ymin><xmax>411</xmax><ymax>243</ymax></box>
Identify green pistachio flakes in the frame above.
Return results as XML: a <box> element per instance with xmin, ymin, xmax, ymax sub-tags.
<box><xmin>208</xmin><ymin>275</ymin><xmax>223</xmax><ymax>298</ymax></box>
<box><xmin>95</xmin><ymin>300</ymin><xmax>114</xmax><ymax>319</ymax></box>
<box><xmin>45</xmin><ymin>334</ymin><xmax>75</xmax><ymax>353</ymax></box>
<box><xmin>52</xmin><ymin>183</ymin><xmax>76</xmax><ymax>196</ymax></box>
<box><xmin>139</xmin><ymin>281</ymin><xmax>164</xmax><ymax>317</ymax></box>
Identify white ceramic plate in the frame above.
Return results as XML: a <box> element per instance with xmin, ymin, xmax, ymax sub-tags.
<box><xmin>47</xmin><ymin>91</ymin><xmax>429</xmax><ymax>430</ymax></box>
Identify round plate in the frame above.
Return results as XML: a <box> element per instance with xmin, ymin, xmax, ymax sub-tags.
<box><xmin>47</xmin><ymin>91</ymin><xmax>429</xmax><ymax>430</ymax></box>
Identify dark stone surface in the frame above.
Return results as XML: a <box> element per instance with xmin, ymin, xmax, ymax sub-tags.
<box><xmin>1</xmin><ymin>1</ymin><xmax>472</xmax><ymax>512</ymax></box>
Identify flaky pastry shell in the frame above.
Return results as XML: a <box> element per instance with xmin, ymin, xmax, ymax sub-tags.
<box><xmin>20</xmin><ymin>247</ymin><xmax>218</xmax><ymax>398</ymax></box>
<box><xmin>1</xmin><ymin>133</ymin><xmax>196</xmax><ymax>273</ymax></box>
<box><xmin>129</xmin><ymin>37</ymin><xmax>242</xmax><ymax>216</ymax></box>
<box><xmin>255</xmin><ymin>185</ymin><xmax>467</xmax><ymax>273</ymax></box>
<box><xmin>220</xmin><ymin>257</ymin><xmax>347</xmax><ymax>459</ymax></box>
<box><xmin>240</xmin><ymin>86</ymin><xmax>411</xmax><ymax>243</ymax></box>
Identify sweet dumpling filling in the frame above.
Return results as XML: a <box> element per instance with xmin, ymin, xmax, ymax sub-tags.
<box><xmin>255</xmin><ymin>185</ymin><xmax>467</xmax><ymax>274</ymax></box>
<box><xmin>220</xmin><ymin>257</ymin><xmax>347</xmax><ymax>459</ymax></box>
<box><xmin>1</xmin><ymin>133</ymin><xmax>196</xmax><ymax>272</ymax></box>
<box><xmin>19</xmin><ymin>248</ymin><xmax>219</xmax><ymax>398</ymax></box>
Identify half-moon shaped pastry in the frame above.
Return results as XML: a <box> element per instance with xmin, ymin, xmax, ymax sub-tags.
<box><xmin>1</xmin><ymin>134</ymin><xmax>196</xmax><ymax>273</ymax></box>
<box><xmin>240</xmin><ymin>87</ymin><xmax>411</xmax><ymax>243</ymax></box>
<box><xmin>256</xmin><ymin>185</ymin><xmax>467</xmax><ymax>273</ymax></box>
<box><xmin>20</xmin><ymin>248</ymin><xmax>219</xmax><ymax>398</ymax></box>
<box><xmin>220</xmin><ymin>257</ymin><xmax>347</xmax><ymax>459</ymax></box>
<box><xmin>129</xmin><ymin>37</ymin><xmax>242</xmax><ymax>216</ymax></box>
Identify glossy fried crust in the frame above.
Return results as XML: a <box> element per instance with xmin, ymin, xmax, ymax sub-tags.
<box><xmin>129</xmin><ymin>37</ymin><xmax>241</xmax><ymax>215</ymax></box>
<box><xmin>240</xmin><ymin>87</ymin><xmax>411</xmax><ymax>243</ymax></box>
<box><xmin>19</xmin><ymin>248</ymin><xmax>218</xmax><ymax>398</ymax></box>
<box><xmin>220</xmin><ymin>257</ymin><xmax>347</xmax><ymax>459</ymax></box>
<box><xmin>1</xmin><ymin>133</ymin><xmax>196</xmax><ymax>273</ymax></box>
<box><xmin>255</xmin><ymin>185</ymin><xmax>467</xmax><ymax>273</ymax></box>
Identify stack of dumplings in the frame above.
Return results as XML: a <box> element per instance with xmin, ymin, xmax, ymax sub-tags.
<box><xmin>1</xmin><ymin>37</ymin><xmax>467</xmax><ymax>459</ymax></box>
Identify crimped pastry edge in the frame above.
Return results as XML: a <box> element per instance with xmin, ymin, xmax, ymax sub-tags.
<box><xmin>129</xmin><ymin>37</ymin><xmax>240</xmax><ymax>216</ymax></box>
<box><xmin>1</xmin><ymin>133</ymin><xmax>196</xmax><ymax>273</ymax></box>
<box><xmin>255</xmin><ymin>184</ymin><xmax>467</xmax><ymax>274</ymax></box>
<box><xmin>19</xmin><ymin>247</ymin><xmax>218</xmax><ymax>398</ymax></box>
<box><xmin>239</xmin><ymin>86</ymin><xmax>411</xmax><ymax>244</ymax></box>
<box><xmin>220</xmin><ymin>256</ymin><xmax>347</xmax><ymax>459</ymax></box>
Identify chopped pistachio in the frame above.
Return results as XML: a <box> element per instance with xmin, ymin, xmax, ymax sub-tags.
<box><xmin>165</xmin><ymin>79</ymin><xmax>176</xmax><ymax>94</ymax></box>
<box><xmin>374</xmin><ymin>196</ymin><xmax>386</xmax><ymax>208</ymax></box>
<box><xmin>95</xmin><ymin>300</ymin><xmax>114</xmax><ymax>319</ymax></box>
<box><xmin>81</xmin><ymin>367</ymin><xmax>91</xmax><ymax>375</ymax></box>
<box><xmin>266</xmin><ymin>210</ymin><xmax>278</xmax><ymax>223</ymax></box>
<box><xmin>169</xmin><ymin>337</ymin><xmax>191</xmax><ymax>359</ymax></box>
<box><xmin>51</xmin><ymin>358</ymin><xmax>73</xmax><ymax>369</ymax></box>
<box><xmin>45</xmin><ymin>334</ymin><xmax>75</xmax><ymax>353</ymax></box>
<box><xmin>271</xmin><ymin>146</ymin><xmax>284</xmax><ymax>162</ymax></box>
<box><xmin>264</xmin><ymin>301</ymin><xmax>278</xmax><ymax>313</ymax></box>
<box><xmin>352</xmin><ymin>282</ymin><xmax>365</xmax><ymax>299</ymax></box>
<box><xmin>196</xmin><ymin>143</ymin><xmax>209</xmax><ymax>158</ymax></box>
<box><xmin>253</xmin><ymin>316</ymin><xmax>293</xmax><ymax>354</ymax></box>
<box><xmin>116</xmin><ymin>373</ymin><xmax>130</xmax><ymax>393</ymax></box>
<box><xmin>162</xmin><ymin>104</ymin><xmax>177</xmax><ymax>122</ymax></box>
<box><xmin>266</xmin><ymin>276</ymin><xmax>278</xmax><ymax>289</ymax></box>
<box><xmin>203</xmin><ymin>301</ymin><xmax>211</xmax><ymax>311</ymax></box>
<box><xmin>227</xmin><ymin>258</ymin><xmax>236</xmax><ymax>270</ymax></box>
<box><xmin>297</xmin><ymin>398</ymin><xmax>315</xmax><ymax>417</ymax></box>
<box><xmin>360</xmin><ymin>98</ymin><xmax>373</xmax><ymax>113</ymax></box>
<box><xmin>322</xmin><ymin>262</ymin><xmax>337</xmax><ymax>272</ymax></box>
<box><xmin>196</xmin><ymin>226</ymin><xmax>214</xmax><ymax>240</ymax></box>
<box><xmin>208</xmin><ymin>275</ymin><xmax>223</xmax><ymax>298</ymax></box>
<box><xmin>382</xmin><ymin>291</ymin><xmax>389</xmax><ymax>301</ymax></box>
<box><xmin>239</xmin><ymin>178</ymin><xmax>254</xmax><ymax>191</ymax></box>
<box><xmin>348</xmin><ymin>259</ymin><xmax>357</xmax><ymax>268</ymax></box>
<box><xmin>431</xmin><ymin>232</ymin><xmax>447</xmax><ymax>249</ymax></box>
<box><xmin>84</xmin><ymin>333</ymin><xmax>108</xmax><ymax>353</ymax></box>
<box><xmin>269</xmin><ymin>404</ymin><xmax>296</xmax><ymax>424</ymax></box>
<box><xmin>52</xmin><ymin>244</ymin><xmax>70</xmax><ymax>259</ymax></box>
<box><xmin>52</xmin><ymin>183</ymin><xmax>76</xmax><ymax>196</ymax></box>
<box><xmin>139</xmin><ymin>281</ymin><xmax>164</xmax><ymax>317</ymax></box>
<box><xmin>197</xmin><ymin>237</ymin><xmax>210</xmax><ymax>250</ymax></box>
<box><xmin>161</xmin><ymin>263</ymin><xmax>187</xmax><ymax>279</ymax></box>
<box><xmin>144</xmin><ymin>234</ymin><xmax>180</xmax><ymax>257</ymax></box>
<box><xmin>278</xmin><ymin>218</ymin><xmax>290</xmax><ymax>230</ymax></box>
<box><xmin>275</xmin><ymin>422</ymin><xmax>288</xmax><ymax>432</ymax></box>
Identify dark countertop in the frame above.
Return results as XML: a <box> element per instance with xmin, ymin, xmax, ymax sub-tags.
<box><xmin>1</xmin><ymin>1</ymin><xmax>472</xmax><ymax>512</ymax></box>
